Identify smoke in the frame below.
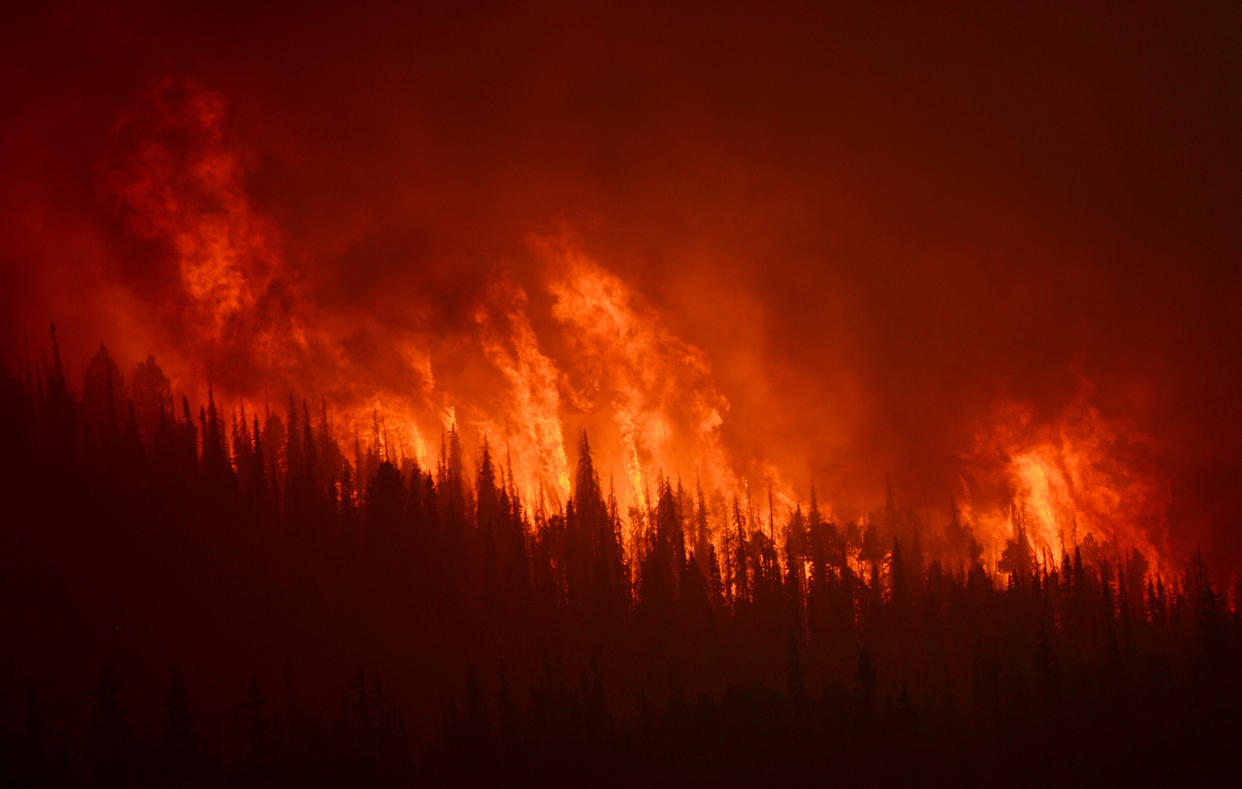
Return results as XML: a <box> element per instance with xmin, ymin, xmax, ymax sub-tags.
<box><xmin>2</xmin><ymin>2</ymin><xmax>1240</xmax><ymax>569</ymax></box>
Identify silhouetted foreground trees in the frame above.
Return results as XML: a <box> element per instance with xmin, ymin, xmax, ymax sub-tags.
<box><xmin>1</xmin><ymin>337</ymin><xmax>1240</xmax><ymax>786</ymax></box>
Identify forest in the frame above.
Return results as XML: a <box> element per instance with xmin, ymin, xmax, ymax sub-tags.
<box><xmin>1</xmin><ymin>334</ymin><xmax>1240</xmax><ymax>787</ymax></box>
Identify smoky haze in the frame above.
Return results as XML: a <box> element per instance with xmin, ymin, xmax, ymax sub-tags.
<box><xmin>2</xmin><ymin>3</ymin><xmax>1240</xmax><ymax>568</ymax></box>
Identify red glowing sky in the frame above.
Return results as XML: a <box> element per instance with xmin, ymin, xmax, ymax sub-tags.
<box><xmin>2</xmin><ymin>3</ymin><xmax>1240</xmax><ymax>568</ymax></box>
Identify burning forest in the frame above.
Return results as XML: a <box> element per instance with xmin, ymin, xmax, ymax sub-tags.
<box><xmin>2</xmin><ymin>2</ymin><xmax>1241</xmax><ymax>786</ymax></box>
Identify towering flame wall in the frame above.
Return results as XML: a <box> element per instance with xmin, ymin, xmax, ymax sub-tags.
<box><xmin>0</xmin><ymin>79</ymin><xmax>1178</xmax><ymax>574</ymax></box>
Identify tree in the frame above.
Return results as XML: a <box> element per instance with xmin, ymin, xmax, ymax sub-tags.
<box><xmin>130</xmin><ymin>354</ymin><xmax>172</xmax><ymax>447</ymax></box>
<box><xmin>366</xmin><ymin>461</ymin><xmax>405</xmax><ymax>533</ymax></box>
<box><xmin>88</xmin><ymin>667</ymin><xmax>131</xmax><ymax>788</ymax></box>
<box><xmin>998</xmin><ymin>510</ymin><xmax>1035</xmax><ymax>581</ymax></box>
<box><xmin>160</xmin><ymin>673</ymin><xmax>199</xmax><ymax>787</ymax></box>
<box><xmin>82</xmin><ymin>343</ymin><xmax>125</xmax><ymax>453</ymax></box>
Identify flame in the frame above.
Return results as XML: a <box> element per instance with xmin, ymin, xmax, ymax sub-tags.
<box><xmin>475</xmin><ymin>282</ymin><xmax>571</xmax><ymax>505</ymax></box>
<box><xmin>108</xmin><ymin>79</ymin><xmax>295</xmax><ymax>360</ymax></box>
<box><xmin>967</xmin><ymin>392</ymin><xmax>1171</xmax><ymax>574</ymax></box>
<box><xmin>99</xmin><ymin>80</ymin><xmax>781</xmax><ymax>519</ymax></box>
<box><xmin>50</xmin><ymin>79</ymin><xmax>1181</xmax><ymax>577</ymax></box>
<box><xmin>538</xmin><ymin>234</ymin><xmax>750</xmax><ymax>509</ymax></box>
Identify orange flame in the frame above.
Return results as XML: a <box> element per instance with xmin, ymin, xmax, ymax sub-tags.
<box><xmin>90</xmin><ymin>80</ymin><xmax>1175</xmax><ymax>577</ymax></box>
<box><xmin>108</xmin><ymin>79</ymin><xmax>295</xmax><ymax>359</ymax></box>
<box><xmin>538</xmin><ymin>235</ymin><xmax>752</xmax><ymax>509</ymax></box>
<box><xmin>475</xmin><ymin>282</ymin><xmax>571</xmax><ymax>505</ymax></box>
<box><xmin>967</xmin><ymin>392</ymin><xmax>1171</xmax><ymax>575</ymax></box>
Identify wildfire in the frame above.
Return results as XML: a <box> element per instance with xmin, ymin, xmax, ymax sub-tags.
<box><xmin>539</xmin><ymin>234</ymin><xmax>745</xmax><ymax>510</ymax></box>
<box><xmin>966</xmin><ymin>394</ymin><xmax>1171</xmax><ymax>576</ymax></box>
<box><xmin>95</xmin><ymin>80</ymin><xmax>786</xmax><ymax>521</ymax></box>
<box><xmin>475</xmin><ymin>281</ymin><xmax>571</xmax><ymax>505</ymax></box>
<box><xmin>20</xmin><ymin>77</ymin><xmax>1180</xmax><ymax>578</ymax></box>
<box><xmin>108</xmin><ymin>79</ymin><xmax>294</xmax><ymax>359</ymax></box>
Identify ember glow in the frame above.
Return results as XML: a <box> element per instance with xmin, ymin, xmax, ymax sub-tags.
<box><xmin>2</xmin><ymin>3</ymin><xmax>1240</xmax><ymax>784</ymax></box>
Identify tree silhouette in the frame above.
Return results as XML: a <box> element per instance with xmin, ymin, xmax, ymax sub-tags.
<box><xmin>0</xmin><ymin>336</ymin><xmax>1238</xmax><ymax>785</ymax></box>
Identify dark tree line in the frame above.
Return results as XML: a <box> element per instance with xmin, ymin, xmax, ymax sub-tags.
<box><xmin>1</xmin><ymin>334</ymin><xmax>1240</xmax><ymax>786</ymax></box>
